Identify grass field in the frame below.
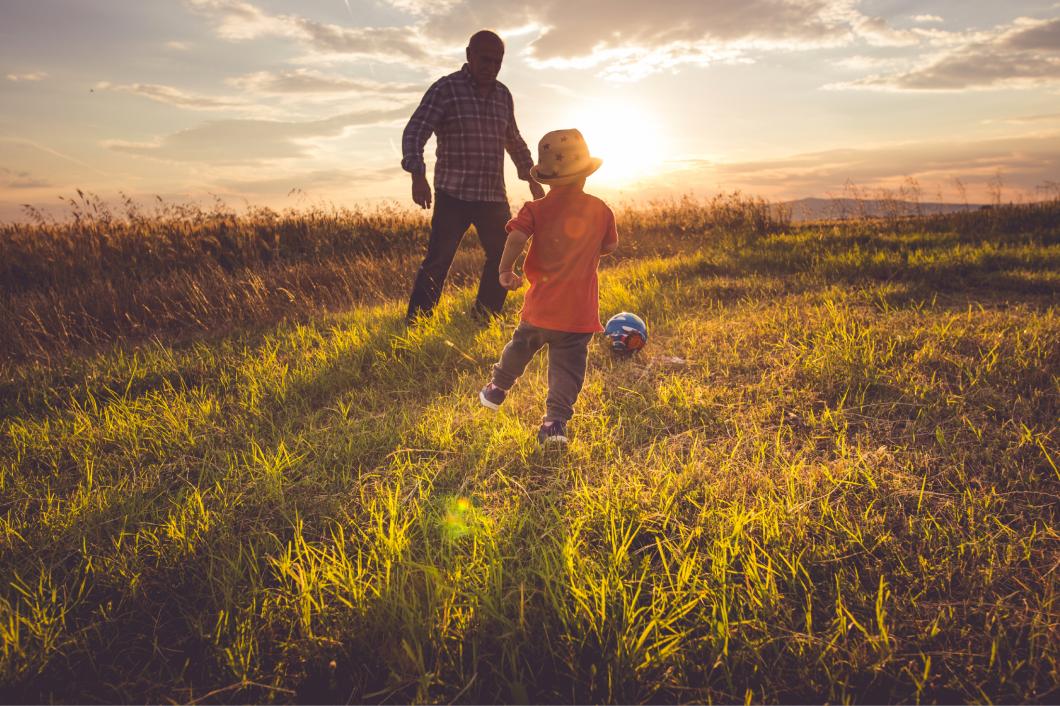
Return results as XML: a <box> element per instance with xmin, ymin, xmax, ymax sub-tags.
<box><xmin>1</xmin><ymin>199</ymin><xmax>1057</xmax><ymax>702</ymax></box>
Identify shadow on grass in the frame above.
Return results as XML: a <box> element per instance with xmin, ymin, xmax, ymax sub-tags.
<box><xmin>8</xmin><ymin>254</ymin><xmax>679</xmax><ymax>697</ymax></box>
<box><xmin>727</xmin><ymin>227</ymin><xmax>1059</xmax><ymax>307</ymax></box>
<box><xmin>3</xmin><ymin>252</ymin><xmax>749</xmax><ymax>701</ymax></box>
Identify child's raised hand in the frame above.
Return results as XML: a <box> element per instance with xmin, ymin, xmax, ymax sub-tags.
<box><xmin>499</xmin><ymin>271</ymin><xmax>523</xmax><ymax>290</ymax></box>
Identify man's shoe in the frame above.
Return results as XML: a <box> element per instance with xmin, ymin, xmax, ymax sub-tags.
<box><xmin>405</xmin><ymin>309</ymin><xmax>431</xmax><ymax>327</ymax></box>
<box><xmin>469</xmin><ymin>303</ymin><xmax>501</xmax><ymax>325</ymax></box>
<box><xmin>537</xmin><ymin>420</ymin><xmax>569</xmax><ymax>446</ymax></box>
<box><xmin>479</xmin><ymin>383</ymin><xmax>507</xmax><ymax>410</ymax></box>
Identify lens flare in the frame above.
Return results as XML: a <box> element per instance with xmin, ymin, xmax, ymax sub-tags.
<box><xmin>440</xmin><ymin>495</ymin><xmax>479</xmax><ymax>541</ymax></box>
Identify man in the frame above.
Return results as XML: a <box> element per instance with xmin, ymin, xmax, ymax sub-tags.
<box><xmin>401</xmin><ymin>29</ymin><xmax>545</xmax><ymax>324</ymax></box>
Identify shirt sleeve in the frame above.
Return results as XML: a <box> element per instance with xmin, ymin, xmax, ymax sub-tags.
<box><xmin>401</xmin><ymin>79</ymin><xmax>446</xmax><ymax>174</ymax></box>
<box><xmin>504</xmin><ymin>90</ymin><xmax>535</xmax><ymax>178</ymax></box>
<box><xmin>602</xmin><ymin>205</ymin><xmax>618</xmax><ymax>248</ymax></box>
<box><xmin>506</xmin><ymin>201</ymin><xmax>536</xmax><ymax>235</ymax></box>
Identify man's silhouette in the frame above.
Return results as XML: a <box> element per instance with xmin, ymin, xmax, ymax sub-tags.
<box><xmin>401</xmin><ymin>30</ymin><xmax>545</xmax><ymax>324</ymax></box>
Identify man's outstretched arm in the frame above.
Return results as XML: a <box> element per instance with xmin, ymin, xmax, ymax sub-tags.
<box><xmin>505</xmin><ymin>93</ymin><xmax>545</xmax><ymax>200</ymax></box>
<box><xmin>402</xmin><ymin>81</ymin><xmax>445</xmax><ymax>209</ymax></box>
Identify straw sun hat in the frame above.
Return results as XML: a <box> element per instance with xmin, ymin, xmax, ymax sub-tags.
<box><xmin>529</xmin><ymin>128</ymin><xmax>603</xmax><ymax>186</ymax></box>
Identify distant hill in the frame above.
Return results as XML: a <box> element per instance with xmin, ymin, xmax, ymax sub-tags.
<box><xmin>783</xmin><ymin>197</ymin><xmax>984</xmax><ymax>222</ymax></box>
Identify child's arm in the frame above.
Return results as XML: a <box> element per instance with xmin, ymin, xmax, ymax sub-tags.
<box><xmin>600</xmin><ymin>206</ymin><xmax>618</xmax><ymax>257</ymax></box>
<box><xmin>498</xmin><ymin>228</ymin><xmax>530</xmax><ymax>290</ymax></box>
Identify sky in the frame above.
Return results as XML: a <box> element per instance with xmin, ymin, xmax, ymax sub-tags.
<box><xmin>1</xmin><ymin>0</ymin><xmax>1059</xmax><ymax>220</ymax></box>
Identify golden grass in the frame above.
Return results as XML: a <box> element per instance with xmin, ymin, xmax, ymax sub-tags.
<box><xmin>0</xmin><ymin>195</ymin><xmax>1056</xmax><ymax>702</ymax></box>
<box><xmin>1</xmin><ymin>191</ymin><xmax>787</xmax><ymax>362</ymax></box>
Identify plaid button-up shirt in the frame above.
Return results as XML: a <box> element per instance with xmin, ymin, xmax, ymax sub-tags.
<box><xmin>401</xmin><ymin>65</ymin><xmax>534</xmax><ymax>204</ymax></box>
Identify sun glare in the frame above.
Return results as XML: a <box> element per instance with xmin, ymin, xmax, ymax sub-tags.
<box><xmin>557</xmin><ymin>97</ymin><xmax>669</xmax><ymax>187</ymax></box>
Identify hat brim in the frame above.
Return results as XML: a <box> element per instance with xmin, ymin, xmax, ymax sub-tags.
<box><xmin>530</xmin><ymin>157</ymin><xmax>603</xmax><ymax>186</ymax></box>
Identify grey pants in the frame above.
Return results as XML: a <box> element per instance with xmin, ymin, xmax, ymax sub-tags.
<box><xmin>491</xmin><ymin>322</ymin><xmax>593</xmax><ymax>422</ymax></box>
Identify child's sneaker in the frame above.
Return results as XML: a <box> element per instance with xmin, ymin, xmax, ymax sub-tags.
<box><xmin>479</xmin><ymin>383</ymin><xmax>507</xmax><ymax>410</ymax></box>
<box><xmin>537</xmin><ymin>420</ymin><xmax>569</xmax><ymax>446</ymax></box>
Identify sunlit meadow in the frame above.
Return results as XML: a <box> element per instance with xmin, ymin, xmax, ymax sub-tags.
<box><xmin>0</xmin><ymin>195</ymin><xmax>1057</xmax><ymax>702</ymax></box>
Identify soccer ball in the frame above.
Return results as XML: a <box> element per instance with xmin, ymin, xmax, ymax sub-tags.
<box><xmin>604</xmin><ymin>312</ymin><xmax>648</xmax><ymax>354</ymax></box>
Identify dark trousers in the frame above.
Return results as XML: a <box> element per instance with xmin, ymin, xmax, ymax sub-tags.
<box><xmin>491</xmin><ymin>322</ymin><xmax>593</xmax><ymax>422</ymax></box>
<box><xmin>406</xmin><ymin>191</ymin><xmax>512</xmax><ymax>322</ymax></box>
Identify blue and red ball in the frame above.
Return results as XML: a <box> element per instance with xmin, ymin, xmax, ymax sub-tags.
<box><xmin>604</xmin><ymin>312</ymin><xmax>648</xmax><ymax>354</ymax></box>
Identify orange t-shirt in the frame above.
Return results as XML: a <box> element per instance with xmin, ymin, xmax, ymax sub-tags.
<box><xmin>505</xmin><ymin>188</ymin><xmax>618</xmax><ymax>333</ymax></box>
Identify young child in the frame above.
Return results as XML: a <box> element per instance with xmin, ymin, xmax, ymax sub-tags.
<box><xmin>478</xmin><ymin>128</ymin><xmax>618</xmax><ymax>445</ymax></box>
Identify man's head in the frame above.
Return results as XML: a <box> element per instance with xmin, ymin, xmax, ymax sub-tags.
<box><xmin>466</xmin><ymin>30</ymin><xmax>505</xmax><ymax>88</ymax></box>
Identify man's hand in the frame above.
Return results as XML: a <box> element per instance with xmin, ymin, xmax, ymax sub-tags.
<box><xmin>519</xmin><ymin>170</ymin><xmax>545</xmax><ymax>200</ymax></box>
<box><xmin>412</xmin><ymin>172</ymin><xmax>432</xmax><ymax>209</ymax></box>
<box><xmin>499</xmin><ymin>271</ymin><xmax>523</xmax><ymax>290</ymax></box>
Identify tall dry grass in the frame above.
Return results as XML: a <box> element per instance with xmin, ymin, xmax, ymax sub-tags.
<box><xmin>4</xmin><ymin>191</ymin><xmax>1055</xmax><ymax>363</ymax></box>
<box><xmin>1</xmin><ymin>191</ymin><xmax>789</xmax><ymax>362</ymax></box>
<box><xmin>3</xmin><ymin>195</ymin><xmax>425</xmax><ymax>360</ymax></box>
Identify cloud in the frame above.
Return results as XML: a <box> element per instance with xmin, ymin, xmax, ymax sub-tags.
<box><xmin>911</xmin><ymin>15</ymin><xmax>944</xmax><ymax>24</ymax></box>
<box><xmin>184</xmin><ymin>0</ymin><xmax>435</xmax><ymax>64</ymax></box>
<box><xmin>665</xmin><ymin>132</ymin><xmax>1060</xmax><ymax>199</ymax></box>
<box><xmin>94</xmin><ymin>72</ymin><xmax>418</xmax><ymax>117</ymax></box>
<box><xmin>0</xmin><ymin>137</ymin><xmax>115</xmax><ymax>178</ymax></box>
<box><xmin>405</xmin><ymin>0</ymin><xmax>933</xmax><ymax>70</ymax></box>
<box><xmin>213</xmin><ymin>166</ymin><xmax>404</xmax><ymax>195</ymax></box>
<box><xmin>183</xmin><ymin>0</ymin><xmax>295</xmax><ymax>40</ymax></box>
<box><xmin>836</xmin><ymin>17</ymin><xmax>1060</xmax><ymax>90</ymax></box>
<box><xmin>95</xmin><ymin>81</ymin><xmax>249</xmax><ymax>110</ymax></box>
<box><xmin>185</xmin><ymin>0</ymin><xmax>923</xmax><ymax>80</ymax></box>
<box><xmin>288</xmin><ymin>20</ymin><xmax>432</xmax><ymax>61</ymax></box>
<box><xmin>104</xmin><ymin>106</ymin><xmax>412</xmax><ymax>164</ymax></box>
<box><xmin>406</xmin><ymin>0</ymin><xmax>857</xmax><ymax>48</ymax></box>
<box><xmin>6</xmin><ymin>71</ymin><xmax>47</xmax><ymax>81</ymax></box>
<box><xmin>982</xmin><ymin>111</ymin><xmax>1060</xmax><ymax>125</ymax></box>
<box><xmin>228</xmin><ymin>69</ymin><xmax>420</xmax><ymax>97</ymax></box>
<box><xmin>425</xmin><ymin>1</ymin><xmax>842</xmax><ymax>79</ymax></box>
<box><xmin>851</xmin><ymin>15</ymin><xmax>919</xmax><ymax>47</ymax></box>
<box><xmin>0</xmin><ymin>166</ymin><xmax>51</xmax><ymax>189</ymax></box>
<box><xmin>835</xmin><ymin>54</ymin><xmax>907</xmax><ymax>71</ymax></box>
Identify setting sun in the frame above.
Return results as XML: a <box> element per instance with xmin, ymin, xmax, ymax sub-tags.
<box><xmin>556</xmin><ymin>97</ymin><xmax>670</xmax><ymax>187</ymax></box>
